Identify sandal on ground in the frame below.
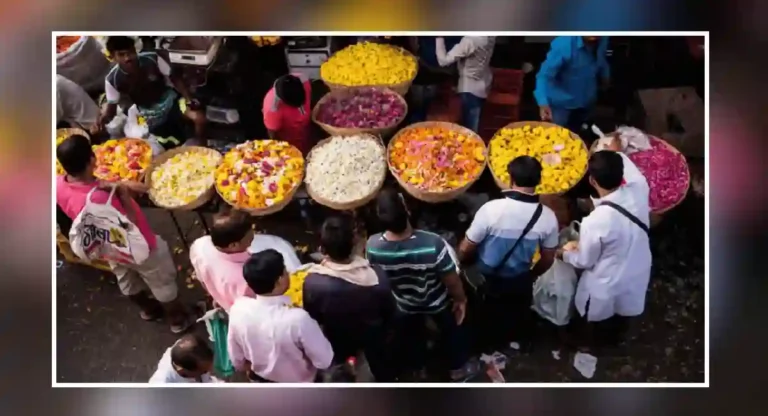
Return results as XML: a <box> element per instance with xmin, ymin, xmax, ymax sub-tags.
<box><xmin>139</xmin><ymin>310</ymin><xmax>163</xmax><ymax>322</ymax></box>
<box><xmin>170</xmin><ymin>316</ymin><xmax>196</xmax><ymax>334</ymax></box>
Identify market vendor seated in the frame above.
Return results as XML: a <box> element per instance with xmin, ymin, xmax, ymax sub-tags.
<box><xmin>262</xmin><ymin>73</ymin><xmax>313</xmax><ymax>155</ymax></box>
<box><xmin>91</xmin><ymin>36</ymin><xmax>206</xmax><ymax>147</ymax></box>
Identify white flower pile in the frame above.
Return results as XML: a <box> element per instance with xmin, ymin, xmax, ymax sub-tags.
<box><xmin>150</xmin><ymin>151</ymin><xmax>222</xmax><ymax>207</ymax></box>
<box><xmin>305</xmin><ymin>135</ymin><xmax>386</xmax><ymax>204</ymax></box>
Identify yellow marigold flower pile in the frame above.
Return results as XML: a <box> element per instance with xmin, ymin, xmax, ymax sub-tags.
<box><xmin>489</xmin><ymin>124</ymin><xmax>587</xmax><ymax>194</ymax></box>
<box><xmin>93</xmin><ymin>139</ymin><xmax>152</xmax><ymax>182</ymax></box>
<box><xmin>215</xmin><ymin>140</ymin><xmax>304</xmax><ymax>210</ymax></box>
<box><xmin>389</xmin><ymin>126</ymin><xmax>486</xmax><ymax>192</ymax></box>
<box><xmin>285</xmin><ymin>269</ymin><xmax>308</xmax><ymax>308</ymax></box>
<box><xmin>251</xmin><ymin>36</ymin><xmax>281</xmax><ymax>47</ymax></box>
<box><xmin>321</xmin><ymin>42</ymin><xmax>417</xmax><ymax>87</ymax></box>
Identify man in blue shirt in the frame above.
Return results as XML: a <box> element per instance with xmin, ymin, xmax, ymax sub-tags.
<box><xmin>534</xmin><ymin>36</ymin><xmax>610</xmax><ymax>133</ymax></box>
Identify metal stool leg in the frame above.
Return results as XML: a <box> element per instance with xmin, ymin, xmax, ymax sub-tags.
<box><xmin>168</xmin><ymin>210</ymin><xmax>189</xmax><ymax>250</ymax></box>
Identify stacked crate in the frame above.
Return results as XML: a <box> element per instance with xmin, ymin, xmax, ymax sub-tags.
<box><xmin>479</xmin><ymin>68</ymin><xmax>525</xmax><ymax>141</ymax></box>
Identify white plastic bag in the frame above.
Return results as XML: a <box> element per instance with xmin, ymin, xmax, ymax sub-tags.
<box><xmin>124</xmin><ymin>105</ymin><xmax>149</xmax><ymax>139</ymax></box>
<box><xmin>56</xmin><ymin>36</ymin><xmax>111</xmax><ymax>93</ymax></box>
<box><xmin>593</xmin><ymin>125</ymin><xmax>651</xmax><ymax>155</ymax></box>
<box><xmin>68</xmin><ymin>185</ymin><xmax>150</xmax><ymax>265</ymax></box>
<box><xmin>531</xmin><ymin>259</ymin><xmax>577</xmax><ymax>326</ymax></box>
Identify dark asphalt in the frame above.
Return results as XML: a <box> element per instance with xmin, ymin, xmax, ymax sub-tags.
<box><xmin>56</xmin><ymin>191</ymin><xmax>705</xmax><ymax>383</ymax></box>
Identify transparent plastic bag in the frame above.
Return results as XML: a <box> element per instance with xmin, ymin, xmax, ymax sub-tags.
<box><xmin>531</xmin><ymin>259</ymin><xmax>577</xmax><ymax>326</ymax></box>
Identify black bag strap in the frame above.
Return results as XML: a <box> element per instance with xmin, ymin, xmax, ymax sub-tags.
<box><xmin>493</xmin><ymin>203</ymin><xmax>543</xmax><ymax>272</ymax></box>
<box><xmin>600</xmin><ymin>201</ymin><xmax>650</xmax><ymax>235</ymax></box>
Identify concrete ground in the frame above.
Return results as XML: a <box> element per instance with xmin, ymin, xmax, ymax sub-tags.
<box><xmin>56</xmin><ymin>186</ymin><xmax>704</xmax><ymax>383</ymax></box>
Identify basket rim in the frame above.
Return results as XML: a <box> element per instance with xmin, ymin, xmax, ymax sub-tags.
<box><xmin>590</xmin><ymin>133</ymin><xmax>691</xmax><ymax>214</ymax></box>
<box><xmin>305</xmin><ymin>134</ymin><xmax>387</xmax><ymax>210</ymax></box>
<box><xmin>320</xmin><ymin>44</ymin><xmax>418</xmax><ymax>90</ymax></box>
<box><xmin>387</xmin><ymin>121</ymin><xmax>488</xmax><ymax>201</ymax></box>
<box><xmin>214</xmin><ymin>140</ymin><xmax>306</xmax><ymax>216</ymax></box>
<box><xmin>311</xmin><ymin>86</ymin><xmax>408</xmax><ymax>134</ymax></box>
<box><xmin>487</xmin><ymin>121</ymin><xmax>588</xmax><ymax>196</ymax></box>
<box><xmin>144</xmin><ymin>146</ymin><xmax>223</xmax><ymax>210</ymax></box>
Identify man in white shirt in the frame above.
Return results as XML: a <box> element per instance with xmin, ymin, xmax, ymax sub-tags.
<box><xmin>227</xmin><ymin>249</ymin><xmax>334</xmax><ymax>383</ymax></box>
<box><xmin>559</xmin><ymin>138</ymin><xmax>652</xmax><ymax>352</ymax></box>
<box><xmin>149</xmin><ymin>334</ymin><xmax>219</xmax><ymax>383</ymax></box>
<box><xmin>56</xmin><ymin>75</ymin><xmax>100</xmax><ymax>130</ymax></box>
<box><xmin>435</xmin><ymin>36</ymin><xmax>496</xmax><ymax>132</ymax></box>
<box><xmin>458</xmin><ymin>156</ymin><xmax>559</xmax><ymax>352</ymax></box>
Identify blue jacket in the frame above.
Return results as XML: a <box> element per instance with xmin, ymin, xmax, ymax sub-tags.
<box><xmin>534</xmin><ymin>36</ymin><xmax>610</xmax><ymax>109</ymax></box>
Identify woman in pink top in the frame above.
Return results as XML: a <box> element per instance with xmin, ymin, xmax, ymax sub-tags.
<box><xmin>262</xmin><ymin>74</ymin><xmax>313</xmax><ymax>155</ymax></box>
<box><xmin>55</xmin><ymin>135</ymin><xmax>192</xmax><ymax>333</ymax></box>
<box><xmin>189</xmin><ymin>208</ymin><xmax>255</xmax><ymax>312</ymax></box>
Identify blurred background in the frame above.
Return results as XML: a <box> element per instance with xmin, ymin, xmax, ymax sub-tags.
<box><xmin>2</xmin><ymin>0</ymin><xmax>768</xmax><ymax>413</ymax></box>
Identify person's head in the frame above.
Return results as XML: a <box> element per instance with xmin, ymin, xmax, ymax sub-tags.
<box><xmin>588</xmin><ymin>150</ymin><xmax>624</xmax><ymax>195</ymax></box>
<box><xmin>210</xmin><ymin>208</ymin><xmax>254</xmax><ymax>253</ymax></box>
<box><xmin>242</xmin><ymin>249</ymin><xmax>289</xmax><ymax>296</ymax></box>
<box><xmin>106</xmin><ymin>36</ymin><xmax>138</xmax><ymax>71</ymax></box>
<box><xmin>320</xmin><ymin>216</ymin><xmax>355</xmax><ymax>263</ymax></box>
<box><xmin>507</xmin><ymin>155</ymin><xmax>542</xmax><ymax>190</ymax></box>
<box><xmin>57</xmin><ymin>134</ymin><xmax>95</xmax><ymax>178</ymax></box>
<box><xmin>170</xmin><ymin>334</ymin><xmax>214</xmax><ymax>378</ymax></box>
<box><xmin>275</xmin><ymin>75</ymin><xmax>305</xmax><ymax>108</ymax></box>
<box><xmin>375</xmin><ymin>189</ymin><xmax>410</xmax><ymax>234</ymax></box>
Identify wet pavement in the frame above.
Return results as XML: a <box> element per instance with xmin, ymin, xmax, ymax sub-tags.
<box><xmin>56</xmin><ymin>189</ymin><xmax>704</xmax><ymax>383</ymax></box>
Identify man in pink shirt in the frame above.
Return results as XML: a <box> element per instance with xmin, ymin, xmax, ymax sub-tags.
<box><xmin>189</xmin><ymin>208</ymin><xmax>255</xmax><ymax>312</ymax></box>
<box><xmin>262</xmin><ymin>74</ymin><xmax>313</xmax><ymax>155</ymax></box>
<box><xmin>56</xmin><ymin>135</ymin><xmax>191</xmax><ymax>333</ymax></box>
<box><xmin>227</xmin><ymin>249</ymin><xmax>334</xmax><ymax>383</ymax></box>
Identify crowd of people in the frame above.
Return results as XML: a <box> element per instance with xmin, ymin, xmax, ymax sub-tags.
<box><xmin>56</xmin><ymin>35</ymin><xmax>655</xmax><ymax>383</ymax></box>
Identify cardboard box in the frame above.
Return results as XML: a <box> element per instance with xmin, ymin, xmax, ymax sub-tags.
<box><xmin>635</xmin><ymin>87</ymin><xmax>704</xmax><ymax>158</ymax></box>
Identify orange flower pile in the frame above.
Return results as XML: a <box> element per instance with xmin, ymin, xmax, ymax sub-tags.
<box><xmin>215</xmin><ymin>140</ymin><xmax>305</xmax><ymax>210</ymax></box>
<box><xmin>93</xmin><ymin>139</ymin><xmax>152</xmax><ymax>182</ymax></box>
<box><xmin>389</xmin><ymin>126</ymin><xmax>486</xmax><ymax>192</ymax></box>
<box><xmin>56</xmin><ymin>36</ymin><xmax>81</xmax><ymax>53</ymax></box>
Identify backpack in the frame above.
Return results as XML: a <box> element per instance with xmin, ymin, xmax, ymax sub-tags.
<box><xmin>68</xmin><ymin>185</ymin><xmax>150</xmax><ymax>265</ymax></box>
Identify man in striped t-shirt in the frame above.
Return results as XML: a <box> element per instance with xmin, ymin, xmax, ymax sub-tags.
<box><xmin>367</xmin><ymin>190</ymin><xmax>479</xmax><ymax>381</ymax></box>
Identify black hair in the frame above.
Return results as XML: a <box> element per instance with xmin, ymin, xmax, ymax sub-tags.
<box><xmin>56</xmin><ymin>134</ymin><xmax>93</xmax><ymax>176</ymax></box>
<box><xmin>210</xmin><ymin>209</ymin><xmax>250</xmax><ymax>248</ymax></box>
<box><xmin>242</xmin><ymin>249</ymin><xmax>286</xmax><ymax>295</ymax></box>
<box><xmin>320</xmin><ymin>216</ymin><xmax>355</xmax><ymax>262</ymax></box>
<box><xmin>588</xmin><ymin>150</ymin><xmax>624</xmax><ymax>190</ymax></box>
<box><xmin>105</xmin><ymin>36</ymin><xmax>136</xmax><ymax>54</ymax></box>
<box><xmin>375</xmin><ymin>189</ymin><xmax>409</xmax><ymax>234</ymax></box>
<box><xmin>170</xmin><ymin>334</ymin><xmax>213</xmax><ymax>372</ymax></box>
<box><xmin>275</xmin><ymin>75</ymin><xmax>305</xmax><ymax>108</ymax></box>
<box><xmin>507</xmin><ymin>156</ymin><xmax>542</xmax><ymax>188</ymax></box>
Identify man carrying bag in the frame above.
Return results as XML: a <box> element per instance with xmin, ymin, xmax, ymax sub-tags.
<box><xmin>458</xmin><ymin>156</ymin><xmax>560</xmax><ymax>353</ymax></box>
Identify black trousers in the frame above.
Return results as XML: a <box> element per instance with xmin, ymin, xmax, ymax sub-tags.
<box><xmin>323</xmin><ymin>323</ymin><xmax>395</xmax><ymax>382</ymax></box>
<box><xmin>392</xmin><ymin>307</ymin><xmax>469</xmax><ymax>373</ymax></box>
<box><xmin>479</xmin><ymin>274</ymin><xmax>536</xmax><ymax>352</ymax></box>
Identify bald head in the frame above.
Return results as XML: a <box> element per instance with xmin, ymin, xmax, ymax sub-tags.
<box><xmin>170</xmin><ymin>334</ymin><xmax>213</xmax><ymax>374</ymax></box>
<box><xmin>210</xmin><ymin>208</ymin><xmax>253</xmax><ymax>251</ymax></box>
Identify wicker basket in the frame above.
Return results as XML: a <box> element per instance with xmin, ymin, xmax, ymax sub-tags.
<box><xmin>305</xmin><ymin>134</ymin><xmax>387</xmax><ymax>211</ymax></box>
<box><xmin>488</xmin><ymin>121</ymin><xmax>588</xmax><ymax>196</ymax></box>
<box><xmin>321</xmin><ymin>45</ymin><xmax>418</xmax><ymax>97</ymax></box>
<box><xmin>311</xmin><ymin>87</ymin><xmax>408</xmax><ymax>139</ymax></box>
<box><xmin>590</xmin><ymin>134</ymin><xmax>690</xmax><ymax>217</ymax></box>
<box><xmin>144</xmin><ymin>146</ymin><xmax>222</xmax><ymax>211</ymax></box>
<box><xmin>388</xmin><ymin>121</ymin><xmax>487</xmax><ymax>203</ymax></box>
<box><xmin>215</xmin><ymin>141</ymin><xmax>305</xmax><ymax>217</ymax></box>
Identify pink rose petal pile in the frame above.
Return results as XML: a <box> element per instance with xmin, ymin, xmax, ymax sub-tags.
<box><xmin>317</xmin><ymin>88</ymin><xmax>406</xmax><ymax>129</ymax></box>
<box><xmin>628</xmin><ymin>137</ymin><xmax>690</xmax><ymax>212</ymax></box>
